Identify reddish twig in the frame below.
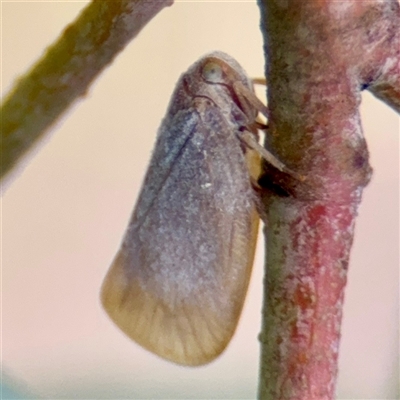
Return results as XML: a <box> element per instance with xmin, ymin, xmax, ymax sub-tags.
<box><xmin>0</xmin><ymin>0</ymin><xmax>173</xmax><ymax>181</ymax></box>
<box><xmin>256</xmin><ymin>1</ymin><xmax>399</xmax><ymax>399</ymax></box>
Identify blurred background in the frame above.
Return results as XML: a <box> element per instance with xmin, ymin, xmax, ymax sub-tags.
<box><xmin>2</xmin><ymin>1</ymin><xmax>399</xmax><ymax>399</ymax></box>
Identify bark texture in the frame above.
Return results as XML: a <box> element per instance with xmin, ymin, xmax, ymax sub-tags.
<box><xmin>257</xmin><ymin>1</ymin><xmax>399</xmax><ymax>399</ymax></box>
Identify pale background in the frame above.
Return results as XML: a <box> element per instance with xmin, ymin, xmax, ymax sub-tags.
<box><xmin>1</xmin><ymin>1</ymin><xmax>399</xmax><ymax>399</ymax></box>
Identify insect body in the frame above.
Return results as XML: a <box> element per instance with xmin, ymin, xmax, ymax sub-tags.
<box><xmin>101</xmin><ymin>52</ymin><xmax>272</xmax><ymax>366</ymax></box>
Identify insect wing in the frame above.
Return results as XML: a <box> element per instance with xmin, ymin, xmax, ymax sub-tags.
<box><xmin>101</xmin><ymin>101</ymin><xmax>259</xmax><ymax>366</ymax></box>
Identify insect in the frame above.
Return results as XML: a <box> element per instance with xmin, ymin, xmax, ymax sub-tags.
<box><xmin>101</xmin><ymin>51</ymin><xmax>297</xmax><ymax>366</ymax></box>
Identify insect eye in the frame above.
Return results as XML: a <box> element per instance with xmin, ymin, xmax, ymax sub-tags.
<box><xmin>202</xmin><ymin>62</ymin><xmax>223</xmax><ymax>83</ymax></box>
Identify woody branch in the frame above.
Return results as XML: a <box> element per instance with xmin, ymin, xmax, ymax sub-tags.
<box><xmin>256</xmin><ymin>1</ymin><xmax>399</xmax><ymax>399</ymax></box>
<box><xmin>0</xmin><ymin>0</ymin><xmax>172</xmax><ymax>182</ymax></box>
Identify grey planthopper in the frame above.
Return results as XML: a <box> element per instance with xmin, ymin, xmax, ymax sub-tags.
<box><xmin>101</xmin><ymin>51</ymin><xmax>299</xmax><ymax>366</ymax></box>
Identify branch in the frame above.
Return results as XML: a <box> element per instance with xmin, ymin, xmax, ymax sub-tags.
<box><xmin>256</xmin><ymin>1</ymin><xmax>399</xmax><ymax>399</ymax></box>
<box><xmin>0</xmin><ymin>0</ymin><xmax>172</xmax><ymax>181</ymax></box>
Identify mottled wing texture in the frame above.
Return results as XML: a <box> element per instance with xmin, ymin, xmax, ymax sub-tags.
<box><xmin>101</xmin><ymin>101</ymin><xmax>259</xmax><ymax>366</ymax></box>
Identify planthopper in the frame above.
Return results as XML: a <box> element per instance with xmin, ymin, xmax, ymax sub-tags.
<box><xmin>101</xmin><ymin>51</ymin><xmax>299</xmax><ymax>366</ymax></box>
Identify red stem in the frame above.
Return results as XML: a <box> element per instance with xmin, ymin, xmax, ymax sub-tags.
<box><xmin>257</xmin><ymin>1</ymin><xmax>399</xmax><ymax>398</ymax></box>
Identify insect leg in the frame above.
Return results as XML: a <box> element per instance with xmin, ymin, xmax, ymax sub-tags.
<box><xmin>232</xmin><ymin>81</ymin><xmax>269</xmax><ymax>119</ymax></box>
<box><xmin>238</xmin><ymin>130</ymin><xmax>305</xmax><ymax>181</ymax></box>
<box><xmin>252</xmin><ymin>77</ymin><xmax>267</xmax><ymax>86</ymax></box>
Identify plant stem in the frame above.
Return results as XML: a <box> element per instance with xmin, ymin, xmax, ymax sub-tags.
<box><xmin>256</xmin><ymin>1</ymin><xmax>399</xmax><ymax>398</ymax></box>
<box><xmin>1</xmin><ymin>0</ymin><xmax>172</xmax><ymax>181</ymax></box>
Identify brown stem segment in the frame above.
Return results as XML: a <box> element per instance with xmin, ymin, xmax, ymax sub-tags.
<box><xmin>257</xmin><ymin>0</ymin><xmax>399</xmax><ymax>398</ymax></box>
<box><xmin>0</xmin><ymin>0</ymin><xmax>173</xmax><ymax>181</ymax></box>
